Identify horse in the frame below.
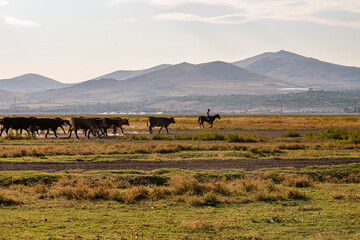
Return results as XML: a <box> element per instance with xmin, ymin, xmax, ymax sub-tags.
<box><xmin>198</xmin><ymin>114</ymin><xmax>221</xmax><ymax>128</ymax></box>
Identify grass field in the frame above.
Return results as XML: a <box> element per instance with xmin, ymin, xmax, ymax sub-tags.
<box><xmin>1</xmin><ymin>115</ymin><xmax>360</xmax><ymax>239</ymax></box>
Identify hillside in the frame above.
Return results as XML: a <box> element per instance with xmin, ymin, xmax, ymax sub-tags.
<box><xmin>29</xmin><ymin>78</ymin><xmax>123</xmax><ymax>102</ymax></box>
<box><xmin>112</xmin><ymin>61</ymin><xmax>296</xmax><ymax>97</ymax></box>
<box><xmin>29</xmin><ymin>61</ymin><xmax>296</xmax><ymax>103</ymax></box>
<box><xmin>233</xmin><ymin>50</ymin><xmax>360</xmax><ymax>90</ymax></box>
<box><xmin>0</xmin><ymin>89</ymin><xmax>24</xmax><ymax>103</ymax></box>
<box><xmin>0</xmin><ymin>74</ymin><xmax>69</xmax><ymax>93</ymax></box>
<box><xmin>92</xmin><ymin>64</ymin><xmax>171</xmax><ymax>81</ymax></box>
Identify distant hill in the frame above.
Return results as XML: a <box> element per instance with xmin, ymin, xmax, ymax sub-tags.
<box><xmin>112</xmin><ymin>61</ymin><xmax>296</xmax><ymax>97</ymax></box>
<box><xmin>29</xmin><ymin>78</ymin><xmax>123</xmax><ymax>102</ymax></box>
<box><xmin>29</xmin><ymin>61</ymin><xmax>296</xmax><ymax>103</ymax></box>
<box><xmin>233</xmin><ymin>50</ymin><xmax>360</xmax><ymax>90</ymax></box>
<box><xmin>92</xmin><ymin>64</ymin><xmax>171</xmax><ymax>81</ymax></box>
<box><xmin>0</xmin><ymin>89</ymin><xmax>24</xmax><ymax>103</ymax></box>
<box><xmin>0</xmin><ymin>74</ymin><xmax>69</xmax><ymax>93</ymax></box>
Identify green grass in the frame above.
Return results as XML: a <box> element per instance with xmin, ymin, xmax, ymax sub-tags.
<box><xmin>0</xmin><ymin>167</ymin><xmax>359</xmax><ymax>239</ymax></box>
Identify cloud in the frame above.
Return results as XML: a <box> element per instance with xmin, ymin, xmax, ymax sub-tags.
<box><xmin>4</xmin><ymin>16</ymin><xmax>40</xmax><ymax>27</ymax></box>
<box><xmin>0</xmin><ymin>0</ymin><xmax>8</xmax><ymax>6</ymax></box>
<box><xmin>110</xmin><ymin>0</ymin><xmax>360</xmax><ymax>28</ymax></box>
<box><xmin>155</xmin><ymin>13</ymin><xmax>251</xmax><ymax>24</ymax></box>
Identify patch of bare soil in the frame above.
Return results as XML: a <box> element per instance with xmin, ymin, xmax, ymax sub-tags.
<box><xmin>1</xmin><ymin>158</ymin><xmax>360</xmax><ymax>172</ymax></box>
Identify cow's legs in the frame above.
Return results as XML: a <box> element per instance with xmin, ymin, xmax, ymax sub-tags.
<box><xmin>97</xmin><ymin>130</ymin><xmax>102</xmax><ymax>139</ymax></box>
<box><xmin>87</xmin><ymin>130</ymin><xmax>91</xmax><ymax>139</ymax></box>
<box><xmin>75</xmin><ymin>129</ymin><xmax>80</xmax><ymax>139</ymax></box>
<box><xmin>68</xmin><ymin>129</ymin><xmax>73</xmax><ymax>139</ymax></box>
<box><xmin>53</xmin><ymin>129</ymin><xmax>58</xmax><ymax>138</ymax></box>
<box><xmin>0</xmin><ymin>127</ymin><xmax>4</xmax><ymax>137</ymax></box>
<box><xmin>45</xmin><ymin>130</ymin><xmax>49</xmax><ymax>138</ymax></box>
<box><xmin>120</xmin><ymin>126</ymin><xmax>124</xmax><ymax>134</ymax></box>
<box><xmin>165</xmin><ymin>127</ymin><xmax>169</xmax><ymax>134</ymax></box>
<box><xmin>158</xmin><ymin>126</ymin><xmax>163</xmax><ymax>134</ymax></box>
<box><xmin>149</xmin><ymin>126</ymin><xmax>153</xmax><ymax>134</ymax></box>
<box><xmin>60</xmin><ymin>126</ymin><xmax>66</xmax><ymax>134</ymax></box>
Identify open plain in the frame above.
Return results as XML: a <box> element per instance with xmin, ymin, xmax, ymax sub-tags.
<box><xmin>0</xmin><ymin>115</ymin><xmax>360</xmax><ymax>239</ymax></box>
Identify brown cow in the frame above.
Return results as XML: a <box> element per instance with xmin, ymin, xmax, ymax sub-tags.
<box><xmin>68</xmin><ymin>117</ymin><xmax>106</xmax><ymax>139</ymax></box>
<box><xmin>102</xmin><ymin>118</ymin><xmax>129</xmax><ymax>136</ymax></box>
<box><xmin>147</xmin><ymin>116</ymin><xmax>175</xmax><ymax>134</ymax></box>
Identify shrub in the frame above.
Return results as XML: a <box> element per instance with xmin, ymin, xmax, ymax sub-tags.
<box><xmin>318</xmin><ymin>128</ymin><xmax>360</xmax><ymax>144</ymax></box>
<box><xmin>226</xmin><ymin>133</ymin><xmax>258</xmax><ymax>143</ymax></box>
<box><xmin>4</xmin><ymin>131</ymin><xmax>35</xmax><ymax>140</ymax></box>
<box><xmin>192</xmin><ymin>132</ymin><xmax>225</xmax><ymax>141</ymax></box>
<box><xmin>0</xmin><ymin>190</ymin><xmax>22</xmax><ymax>206</ymax></box>
<box><xmin>169</xmin><ymin>175</ymin><xmax>204</xmax><ymax>195</ymax></box>
<box><xmin>281</xmin><ymin>174</ymin><xmax>313</xmax><ymax>188</ymax></box>
<box><xmin>281</xmin><ymin>131</ymin><xmax>301</xmax><ymax>138</ymax></box>
<box><xmin>305</xmin><ymin>131</ymin><xmax>318</xmax><ymax>139</ymax></box>
<box><xmin>122</xmin><ymin>186</ymin><xmax>149</xmax><ymax>203</ymax></box>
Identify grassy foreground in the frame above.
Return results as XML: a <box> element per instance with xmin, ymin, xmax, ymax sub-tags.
<box><xmin>0</xmin><ymin>165</ymin><xmax>360</xmax><ymax>239</ymax></box>
<box><xmin>1</xmin><ymin>115</ymin><xmax>360</xmax><ymax>239</ymax></box>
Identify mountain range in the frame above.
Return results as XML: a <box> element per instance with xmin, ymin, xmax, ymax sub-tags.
<box><xmin>1</xmin><ymin>50</ymin><xmax>360</xmax><ymax>104</ymax></box>
<box><xmin>0</xmin><ymin>74</ymin><xmax>69</xmax><ymax>93</ymax></box>
<box><xmin>233</xmin><ymin>50</ymin><xmax>360</xmax><ymax>89</ymax></box>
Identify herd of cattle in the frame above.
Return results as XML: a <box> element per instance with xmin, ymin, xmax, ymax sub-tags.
<box><xmin>0</xmin><ymin>116</ymin><xmax>177</xmax><ymax>139</ymax></box>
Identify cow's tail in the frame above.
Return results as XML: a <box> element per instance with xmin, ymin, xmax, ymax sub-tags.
<box><xmin>198</xmin><ymin>116</ymin><xmax>201</xmax><ymax>124</ymax></box>
<box><xmin>147</xmin><ymin>118</ymin><xmax>149</xmax><ymax>127</ymax></box>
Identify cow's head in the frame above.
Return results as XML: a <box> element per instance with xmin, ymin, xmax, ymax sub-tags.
<box><xmin>55</xmin><ymin>118</ymin><xmax>67</xmax><ymax>126</ymax></box>
<box><xmin>123</xmin><ymin>119</ymin><xmax>130</xmax><ymax>126</ymax></box>
<box><xmin>170</xmin><ymin>117</ymin><xmax>175</xmax><ymax>123</ymax></box>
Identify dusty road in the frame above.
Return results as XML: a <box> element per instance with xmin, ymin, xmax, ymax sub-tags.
<box><xmin>1</xmin><ymin>158</ymin><xmax>360</xmax><ymax>172</ymax></box>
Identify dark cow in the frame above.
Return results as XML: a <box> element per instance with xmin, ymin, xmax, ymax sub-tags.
<box><xmin>102</xmin><ymin>118</ymin><xmax>130</xmax><ymax>136</ymax></box>
<box><xmin>147</xmin><ymin>116</ymin><xmax>175</xmax><ymax>134</ymax></box>
<box><xmin>30</xmin><ymin>118</ymin><xmax>67</xmax><ymax>138</ymax></box>
<box><xmin>64</xmin><ymin>120</ymin><xmax>72</xmax><ymax>133</ymax></box>
<box><xmin>68</xmin><ymin>117</ymin><xmax>106</xmax><ymax>139</ymax></box>
<box><xmin>0</xmin><ymin>117</ymin><xmax>37</xmax><ymax>137</ymax></box>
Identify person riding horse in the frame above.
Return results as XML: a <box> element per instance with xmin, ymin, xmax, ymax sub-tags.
<box><xmin>198</xmin><ymin>111</ymin><xmax>221</xmax><ymax>128</ymax></box>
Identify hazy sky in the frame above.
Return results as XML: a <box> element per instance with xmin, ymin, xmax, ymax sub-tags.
<box><xmin>0</xmin><ymin>0</ymin><xmax>359</xmax><ymax>83</ymax></box>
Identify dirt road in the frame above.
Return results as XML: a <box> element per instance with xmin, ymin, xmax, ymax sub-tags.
<box><xmin>1</xmin><ymin>158</ymin><xmax>360</xmax><ymax>172</ymax></box>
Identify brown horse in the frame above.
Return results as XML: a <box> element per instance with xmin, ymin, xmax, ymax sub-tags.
<box><xmin>198</xmin><ymin>114</ymin><xmax>221</xmax><ymax>128</ymax></box>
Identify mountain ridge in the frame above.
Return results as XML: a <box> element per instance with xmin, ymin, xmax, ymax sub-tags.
<box><xmin>0</xmin><ymin>73</ymin><xmax>70</xmax><ymax>93</ymax></box>
<box><xmin>232</xmin><ymin>50</ymin><xmax>360</xmax><ymax>89</ymax></box>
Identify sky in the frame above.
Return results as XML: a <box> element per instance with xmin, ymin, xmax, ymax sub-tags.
<box><xmin>0</xmin><ymin>0</ymin><xmax>359</xmax><ymax>83</ymax></box>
